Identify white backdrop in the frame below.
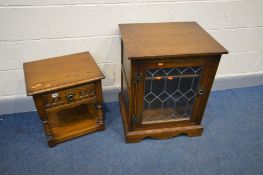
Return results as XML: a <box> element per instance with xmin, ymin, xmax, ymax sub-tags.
<box><xmin>0</xmin><ymin>0</ymin><xmax>263</xmax><ymax>114</ymax></box>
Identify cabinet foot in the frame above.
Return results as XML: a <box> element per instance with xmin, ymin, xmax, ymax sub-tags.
<box><xmin>48</xmin><ymin>140</ymin><xmax>57</xmax><ymax>148</ymax></box>
<box><xmin>98</xmin><ymin>124</ymin><xmax>105</xmax><ymax>131</ymax></box>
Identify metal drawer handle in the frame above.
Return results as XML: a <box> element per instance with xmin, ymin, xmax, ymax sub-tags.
<box><xmin>91</xmin><ymin>89</ymin><xmax>95</xmax><ymax>95</ymax></box>
<box><xmin>66</xmin><ymin>93</ymin><xmax>74</xmax><ymax>102</ymax></box>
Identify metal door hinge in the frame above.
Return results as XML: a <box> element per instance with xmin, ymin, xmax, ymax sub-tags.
<box><xmin>198</xmin><ymin>86</ymin><xmax>205</xmax><ymax>95</ymax></box>
<box><xmin>131</xmin><ymin>114</ymin><xmax>140</xmax><ymax>125</ymax></box>
<box><xmin>133</xmin><ymin>73</ymin><xmax>142</xmax><ymax>84</ymax></box>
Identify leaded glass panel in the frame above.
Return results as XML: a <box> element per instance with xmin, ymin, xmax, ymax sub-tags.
<box><xmin>142</xmin><ymin>66</ymin><xmax>202</xmax><ymax>124</ymax></box>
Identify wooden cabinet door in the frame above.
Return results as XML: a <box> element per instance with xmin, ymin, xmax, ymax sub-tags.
<box><xmin>133</xmin><ymin>57</ymin><xmax>220</xmax><ymax>129</ymax></box>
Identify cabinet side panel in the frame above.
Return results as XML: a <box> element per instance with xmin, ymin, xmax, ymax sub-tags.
<box><xmin>123</xmin><ymin>47</ymin><xmax>131</xmax><ymax>88</ymax></box>
<box><xmin>122</xmin><ymin>72</ymin><xmax>130</xmax><ymax>116</ymax></box>
<box><xmin>121</xmin><ymin>44</ymin><xmax>131</xmax><ymax>124</ymax></box>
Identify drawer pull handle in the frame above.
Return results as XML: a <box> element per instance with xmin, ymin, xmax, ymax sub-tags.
<box><xmin>67</xmin><ymin>93</ymin><xmax>74</xmax><ymax>102</ymax></box>
<box><xmin>91</xmin><ymin>89</ymin><xmax>95</xmax><ymax>95</ymax></box>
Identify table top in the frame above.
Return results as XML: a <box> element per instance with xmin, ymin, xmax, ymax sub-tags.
<box><xmin>119</xmin><ymin>22</ymin><xmax>228</xmax><ymax>59</ymax></box>
<box><xmin>23</xmin><ymin>52</ymin><xmax>104</xmax><ymax>96</ymax></box>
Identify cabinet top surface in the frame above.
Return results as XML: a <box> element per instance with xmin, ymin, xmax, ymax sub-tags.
<box><xmin>23</xmin><ymin>52</ymin><xmax>104</xmax><ymax>96</ymax></box>
<box><xmin>119</xmin><ymin>22</ymin><xmax>228</xmax><ymax>59</ymax></box>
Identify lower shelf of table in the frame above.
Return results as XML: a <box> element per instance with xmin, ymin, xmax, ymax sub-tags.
<box><xmin>45</xmin><ymin>103</ymin><xmax>104</xmax><ymax>147</ymax></box>
<box><xmin>50</xmin><ymin>118</ymin><xmax>102</xmax><ymax>142</ymax></box>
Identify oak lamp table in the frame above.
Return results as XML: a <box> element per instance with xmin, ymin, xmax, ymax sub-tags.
<box><xmin>23</xmin><ymin>52</ymin><xmax>105</xmax><ymax>147</ymax></box>
<box><xmin>119</xmin><ymin>22</ymin><xmax>228</xmax><ymax>143</ymax></box>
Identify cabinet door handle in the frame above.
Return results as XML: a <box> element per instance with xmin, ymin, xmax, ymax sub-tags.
<box><xmin>198</xmin><ymin>86</ymin><xmax>205</xmax><ymax>95</ymax></box>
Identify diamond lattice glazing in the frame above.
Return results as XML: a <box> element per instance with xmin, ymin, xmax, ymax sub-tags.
<box><xmin>142</xmin><ymin>66</ymin><xmax>202</xmax><ymax>124</ymax></box>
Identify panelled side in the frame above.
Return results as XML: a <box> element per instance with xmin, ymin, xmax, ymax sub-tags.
<box><xmin>121</xmin><ymin>41</ymin><xmax>131</xmax><ymax>125</ymax></box>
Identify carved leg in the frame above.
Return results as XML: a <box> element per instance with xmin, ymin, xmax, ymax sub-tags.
<box><xmin>96</xmin><ymin>104</ymin><xmax>103</xmax><ymax>124</ymax></box>
<box><xmin>43</xmin><ymin>120</ymin><xmax>56</xmax><ymax>147</ymax></box>
<box><xmin>96</xmin><ymin>104</ymin><xmax>105</xmax><ymax>131</ymax></box>
<box><xmin>33</xmin><ymin>96</ymin><xmax>57</xmax><ymax>147</ymax></box>
<box><xmin>94</xmin><ymin>80</ymin><xmax>105</xmax><ymax>131</ymax></box>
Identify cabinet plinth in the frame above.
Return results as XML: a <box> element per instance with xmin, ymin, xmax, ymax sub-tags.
<box><xmin>23</xmin><ymin>52</ymin><xmax>105</xmax><ymax>147</ymax></box>
<box><xmin>119</xmin><ymin>22</ymin><xmax>228</xmax><ymax>143</ymax></box>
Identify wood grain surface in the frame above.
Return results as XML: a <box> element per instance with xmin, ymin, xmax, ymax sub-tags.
<box><xmin>23</xmin><ymin>52</ymin><xmax>104</xmax><ymax>96</ymax></box>
<box><xmin>119</xmin><ymin>22</ymin><xmax>228</xmax><ymax>59</ymax></box>
<box><xmin>119</xmin><ymin>22</ymin><xmax>227</xmax><ymax>143</ymax></box>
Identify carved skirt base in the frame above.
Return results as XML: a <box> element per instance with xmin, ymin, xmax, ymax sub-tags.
<box><xmin>125</xmin><ymin>125</ymin><xmax>203</xmax><ymax>143</ymax></box>
<box><xmin>119</xmin><ymin>92</ymin><xmax>203</xmax><ymax>143</ymax></box>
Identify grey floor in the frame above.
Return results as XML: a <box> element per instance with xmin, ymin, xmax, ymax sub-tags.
<box><xmin>0</xmin><ymin>85</ymin><xmax>263</xmax><ymax>175</ymax></box>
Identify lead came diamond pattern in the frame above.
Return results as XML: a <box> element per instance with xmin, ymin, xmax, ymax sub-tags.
<box><xmin>142</xmin><ymin>66</ymin><xmax>202</xmax><ymax>123</ymax></box>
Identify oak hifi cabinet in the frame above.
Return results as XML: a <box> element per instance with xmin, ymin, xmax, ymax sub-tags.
<box><xmin>119</xmin><ymin>22</ymin><xmax>228</xmax><ymax>143</ymax></box>
<box><xmin>23</xmin><ymin>52</ymin><xmax>105</xmax><ymax>147</ymax></box>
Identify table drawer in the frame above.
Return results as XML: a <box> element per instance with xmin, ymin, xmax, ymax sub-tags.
<box><xmin>43</xmin><ymin>83</ymin><xmax>96</xmax><ymax>108</ymax></box>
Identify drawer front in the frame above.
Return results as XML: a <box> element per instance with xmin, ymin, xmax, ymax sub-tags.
<box><xmin>43</xmin><ymin>83</ymin><xmax>96</xmax><ymax>108</ymax></box>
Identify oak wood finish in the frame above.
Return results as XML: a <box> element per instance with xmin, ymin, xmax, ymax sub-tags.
<box><xmin>119</xmin><ymin>22</ymin><xmax>227</xmax><ymax>59</ymax></box>
<box><xmin>119</xmin><ymin>22</ymin><xmax>228</xmax><ymax>143</ymax></box>
<box><xmin>23</xmin><ymin>52</ymin><xmax>104</xmax><ymax>96</ymax></box>
<box><xmin>24</xmin><ymin>52</ymin><xmax>105</xmax><ymax>147</ymax></box>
